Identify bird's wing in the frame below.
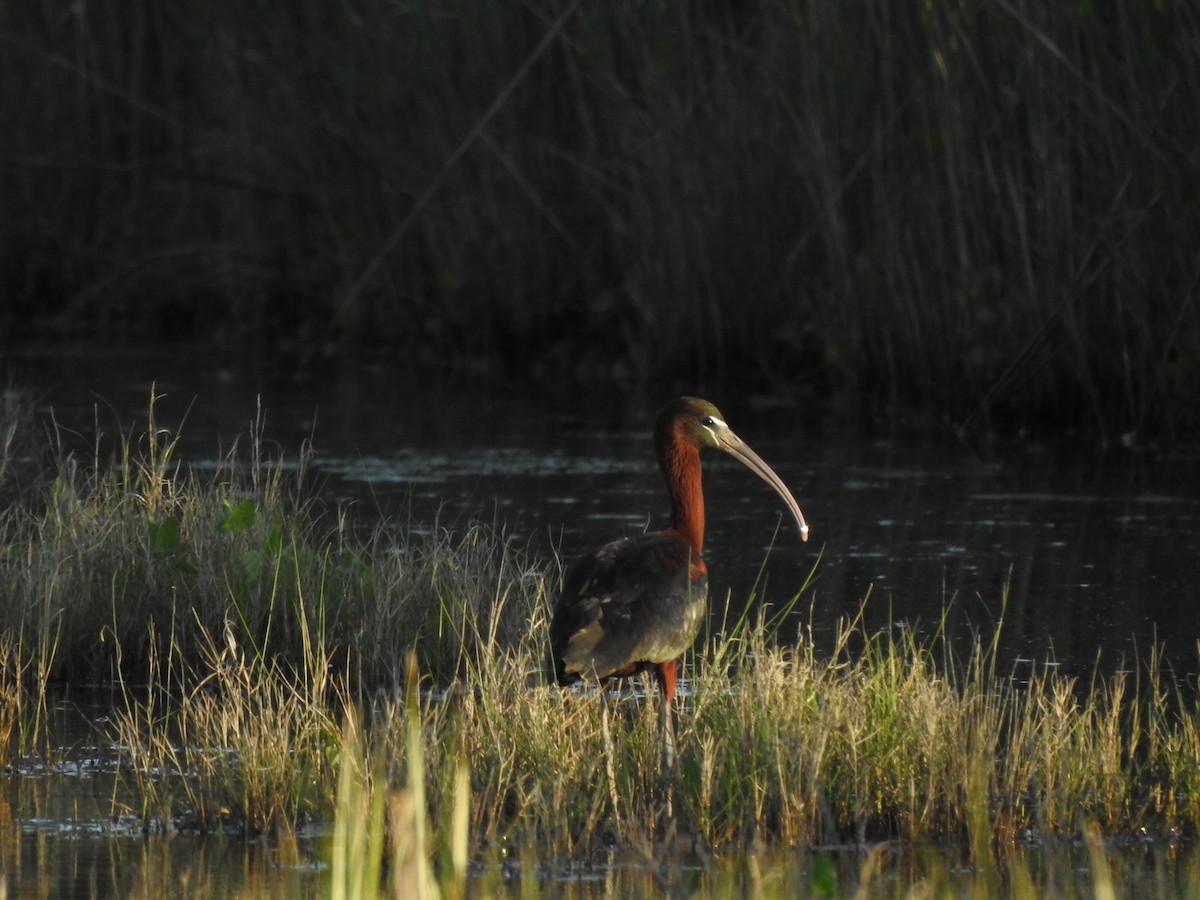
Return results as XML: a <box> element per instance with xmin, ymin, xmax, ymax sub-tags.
<box><xmin>551</xmin><ymin>532</ymin><xmax>708</xmax><ymax>682</ymax></box>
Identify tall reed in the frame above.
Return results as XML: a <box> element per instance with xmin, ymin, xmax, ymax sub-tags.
<box><xmin>3</xmin><ymin>2</ymin><xmax>1197</xmax><ymax>435</ymax></box>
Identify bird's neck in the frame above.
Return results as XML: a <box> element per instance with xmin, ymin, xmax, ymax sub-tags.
<box><xmin>661</xmin><ymin>443</ymin><xmax>705</xmax><ymax>554</ymax></box>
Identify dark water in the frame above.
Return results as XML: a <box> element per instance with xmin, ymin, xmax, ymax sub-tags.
<box><xmin>0</xmin><ymin>701</ymin><xmax>324</xmax><ymax>898</ymax></box>
<box><xmin>9</xmin><ymin>343</ymin><xmax>1198</xmax><ymax>676</ymax></box>
<box><xmin>4</xmin><ymin>343</ymin><xmax>1200</xmax><ymax>896</ymax></box>
<box><xmin>324</xmin><ymin>425</ymin><xmax>1200</xmax><ymax>682</ymax></box>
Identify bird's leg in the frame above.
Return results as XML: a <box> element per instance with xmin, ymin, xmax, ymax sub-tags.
<box><xmin>654</xmin><ymin>661</ymin><xmax>680</xmax><ymax>827</ymax></box>
<box><xmin>656</xmin><ymin>660</ymin><xmax>678</xmax><ymax>772</ymax></box>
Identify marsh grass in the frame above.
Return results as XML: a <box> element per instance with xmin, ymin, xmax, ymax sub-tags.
<box><xmin>372</xmin><ymin>595</ymin><xmax>1200</xmax><ymax>861</ymax></box>
<box><xmin>109</xmin><ymin>614</ymin><xmax>343</xmax><ymax>834</ymax></box>
<box><xmin>0</xmin><ymin>391</ymin><xmax>547</xmax><ymax>690</ymax></box>
<box><xmin>2</xmin><ymin>403</ymin><xmax>1200</xmax><ymax>885</ymax></box>
<box><xmin>0</xmin><ymin>635</ymin><xmax>36</xmax><ymax>766</ymax></box>
<box><xmin>311</xmin><ymin>603</ymin><xmax>1189</xmax><ymax>876</ymax></box>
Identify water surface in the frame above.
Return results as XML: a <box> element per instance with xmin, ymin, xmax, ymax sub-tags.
<box><xmin>8</xmin><ymin>342</ymin><xmax>1200</xmax><ymax>674</ymax></box>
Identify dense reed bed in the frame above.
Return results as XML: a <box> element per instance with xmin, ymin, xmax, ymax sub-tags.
<box><xmin>3</xmin><ymin>2</ymin><xmax>1198</xmax><ymax>437</ymax></box>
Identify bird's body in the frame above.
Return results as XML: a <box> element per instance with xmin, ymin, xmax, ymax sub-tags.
<box><xmin>550</xmin><ymin>397</ymin><xmax>809</xmax><ymax>703</ymax></box>
<box><xmin>552</xmin><ymin>531</ymin><xmax>708</xmax><ymax>698</ymax></box>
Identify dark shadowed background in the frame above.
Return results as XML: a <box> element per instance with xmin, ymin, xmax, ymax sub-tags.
<box><xmin>1</xmin><ymin>1</ymin><xmax>1197</xmax><ymax>441</ymax></box>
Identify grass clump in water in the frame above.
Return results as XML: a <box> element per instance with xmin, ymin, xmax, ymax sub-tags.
<box><xmin>333</xmin><ymin>600</ymin><xmax>1200</xmax><ymax>860</ymax></box>
<box><xmin>110</xmin><ymin>614</ymin><xmax>343</xmax><ymax>834</ymax></box>
<box><xmin>0</xmin><ymin>391</ymin><xmax>547</xmax><ymax>689</ymax></box>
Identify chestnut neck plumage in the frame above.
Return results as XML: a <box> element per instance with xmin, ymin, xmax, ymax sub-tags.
<box><xmin>657</xmin><ymin>425</ymin><xmax>706</xmax><ymax>555</ymax></box>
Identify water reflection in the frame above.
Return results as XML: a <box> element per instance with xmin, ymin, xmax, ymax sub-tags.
<box><xmin>6</xmin><ymin>791</ymin><xmax>1200</xmax><ymax>899</ymax></box>
<box><xmin>3</xmin><ymin>829</ymin><xmax>325</xmax><ymax>899</ymax></box>
<box><xmin>0</xmin><ymin>701</ymin><xmax>327</xmax><ymax>899</ymax></box>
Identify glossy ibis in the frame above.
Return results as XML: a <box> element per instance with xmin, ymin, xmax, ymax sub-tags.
<box><xmin>550</xmin><ymin>397</ymin><xmax>809</xmax><ymax>722</ymax></box>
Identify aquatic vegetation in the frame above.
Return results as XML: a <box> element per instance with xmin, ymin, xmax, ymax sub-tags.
<box><xmin>2</xmin><ymin>401</ymin><xmax>1200</xmax><ymax>896</ymax></box>
<box><xmin>110</xmin><ymin>585</ymin><xmax>1200</xmax><ymax>860</ymax></box>
<box><xmin>0</xmin><ymin>636</ymin><xmax>31</xmax><ymax>766</ymax></box>
<box><xmin>0</xmin><ymin>392</ymin><xmax>547</xmax><ymax>690</ymax></box>
<box><xmin>109</xmin><ymin>614</ymin><xmax>343</xmax><ymax>835</ymax></box>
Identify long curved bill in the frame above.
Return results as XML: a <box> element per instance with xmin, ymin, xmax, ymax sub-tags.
<box><xmin>717</xmin><ymin>429</ymin><xmax>810</xmax><ymax>542</ymax></box>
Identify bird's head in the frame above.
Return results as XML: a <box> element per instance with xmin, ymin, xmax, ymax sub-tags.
<box><xmin>656</xmin><ymin>397</ymin><xmax>810</xmax><ymax>542</ymax></box>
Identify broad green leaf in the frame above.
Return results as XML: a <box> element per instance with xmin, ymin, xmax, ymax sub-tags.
<box><xmin>220</xmin><ymin>498</ymin><xmax>257</xmax><ymax>532</ymax></box>
<box><xmin>149</xmin><ymin>517</ymin><xmax>181</xmax><ymax>553</ymax></box>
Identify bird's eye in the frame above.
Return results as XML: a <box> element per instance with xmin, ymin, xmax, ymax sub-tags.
<box><xmin>701</xmin><ymin>416</ymin><xmax>716</xmax><ymax>428</ymax></box>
